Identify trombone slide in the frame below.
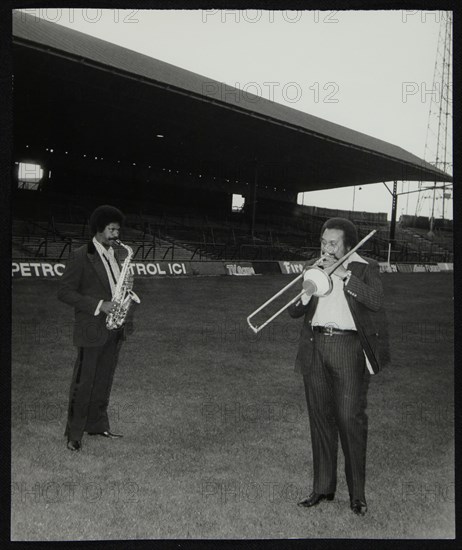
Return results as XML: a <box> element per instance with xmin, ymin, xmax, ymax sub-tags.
<box><xmin>246</xmin><ymin>279</ymin><xmax>316</xmax><ymax>334</ymax></box>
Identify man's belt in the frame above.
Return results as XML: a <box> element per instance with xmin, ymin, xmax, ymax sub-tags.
<box><xmin>312</xmin><ymin>326</ymin><xmax>358</xmax><ymax>337</ymax></box>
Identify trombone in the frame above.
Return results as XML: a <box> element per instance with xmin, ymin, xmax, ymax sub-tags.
<box><xmin>246</xmin><ymin>230</ymin><xmax>376</xmax><ymax>334</ymax></box>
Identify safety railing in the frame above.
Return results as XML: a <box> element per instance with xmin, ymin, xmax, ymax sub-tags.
<box><xmin>12</xmin><ymin>227</ymin><xmax>452</xmax><ymax>263</ymax></box>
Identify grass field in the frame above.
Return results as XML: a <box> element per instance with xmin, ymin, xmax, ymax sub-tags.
<box><xmin>11</xmin><ymin>273</ymin><xmax>454</xmax><ymax>540</ymax></box>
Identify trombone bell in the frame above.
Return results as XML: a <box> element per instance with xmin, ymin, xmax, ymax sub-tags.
<box><xmin>302</xmin><ymin>266</ymin><xmax>333</xmax><ymax>297</ymax></box>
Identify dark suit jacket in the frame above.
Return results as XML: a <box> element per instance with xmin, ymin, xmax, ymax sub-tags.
<box><xmin>58</xmin><ymin>241</ymin><xmax>122</xmax><ymax>347</ymax></box>
<box><xmin>288</xmin><ymin>257</ymin><xmax>390</xmax><ymax>374</ymax></box>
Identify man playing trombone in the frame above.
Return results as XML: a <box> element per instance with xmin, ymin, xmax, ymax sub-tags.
<box><xmin>288</xmin><ymin>217</ymin><xmax>389</xmax><ymax>516</ymax></box>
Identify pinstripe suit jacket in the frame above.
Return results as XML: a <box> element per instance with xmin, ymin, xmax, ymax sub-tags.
<box><xmin>288</xmin><ymin>258</ymin><xmax>390</xmax><ymax>374</ymax></box>
<box><xmin>58</xmin><ymin>241</ymin><xmax>122</xmax><ymax>347</ymax></box>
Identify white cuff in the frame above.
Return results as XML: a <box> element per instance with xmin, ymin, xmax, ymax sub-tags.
<box><xmin>94</xmin><ymin>299</ymin><xmax>104</xmax><ymax>316</ymax></box>
<box><xmin>300</xmin><ymin>293</ymin><xmax>311</xmax><ymax>306</ymax></box>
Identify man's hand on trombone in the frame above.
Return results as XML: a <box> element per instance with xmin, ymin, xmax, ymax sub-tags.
<box><xmin>315</xmin><ymin>254</ymin><xmax>349</xmax><ymax>279</ymax></box>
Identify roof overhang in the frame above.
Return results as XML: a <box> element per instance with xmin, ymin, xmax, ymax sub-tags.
<box><xmin>12</xmin><ymin>12</ymin><xmax>452</xmax><ymax>194</ymax></box>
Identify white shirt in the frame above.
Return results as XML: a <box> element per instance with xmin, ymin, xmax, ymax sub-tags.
<box><xmin>311</xmin><ymin>252</ymin><xmax>368</xmax><ymax>330</ymax></box>
<box><xmin>301</xmin><ymin>252</ymin><xmax>374</xmax><ymax>374</ymax></box>
<box><xmin>92</xmin><ymin>237</ymin><xmax>121</xmax><ymax>315</ymax></box>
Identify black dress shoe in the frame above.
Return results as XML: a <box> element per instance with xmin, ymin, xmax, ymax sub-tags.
<box><xmin>350</xmin><ymin>499</ymin><xmax>367</xmax><ymax>516</ymax></box>
<box><xmin>67</xmin><ymin>440</ymin><xmax>81</xmax><ymax>451</ymax></box>
<box><xmin>87</xmin><ymin>431</ymin><xmax>123</xmax><ymax>439</ymax></box>
<box><xmin>298</xmin><ymin>492</ymin><xmax>335</xmax><ymax>507</ymax></box>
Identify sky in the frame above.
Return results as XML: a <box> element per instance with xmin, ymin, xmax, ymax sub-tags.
<box><xmin>17</xmin><ymin>8</ymin><xmax>453</xmax><ymax>220</ymax></box>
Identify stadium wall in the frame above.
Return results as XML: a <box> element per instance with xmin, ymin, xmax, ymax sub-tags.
<box><xmin>11</xmin><ymin>260</ymin><xmax>453</xmax><ymax>279</ymax></box>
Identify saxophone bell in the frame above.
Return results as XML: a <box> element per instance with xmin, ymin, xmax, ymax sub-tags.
<box><xmin>127</xmin><ymin>289</ymin><xmax>141</xmax><ymax>304</ymax></box>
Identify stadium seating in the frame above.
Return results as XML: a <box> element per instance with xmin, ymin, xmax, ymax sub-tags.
<box><xmin>12</xmin><ymin>190</ymin><xmax>453</xmax><ymax>263</ymax></box>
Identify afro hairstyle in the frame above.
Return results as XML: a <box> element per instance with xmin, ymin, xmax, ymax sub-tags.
<box><xmin>89</xmin><ymin>205</ymin><xmax>125</xmax><ymax>235</ymax></box>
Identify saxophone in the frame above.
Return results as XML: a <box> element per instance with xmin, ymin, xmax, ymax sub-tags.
<box><xmin>106</xmin><ymin>240</ymin><xmax>140</xmax><ymax>330</ymax></box>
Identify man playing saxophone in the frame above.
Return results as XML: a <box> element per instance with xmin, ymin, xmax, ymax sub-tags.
<box><xmin>58</xmin><ymin>205</ymin><xmax>137</xmax><ymax>452</ymax></box>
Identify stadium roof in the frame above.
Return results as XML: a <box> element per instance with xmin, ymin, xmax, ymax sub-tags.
<box><xmin>12</xmin><ymin>12</ymin><xmax>452</xmax><ymax>194</ymax></box>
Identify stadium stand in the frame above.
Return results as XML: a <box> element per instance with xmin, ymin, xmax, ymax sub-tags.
<box><xmin>13</xmin><ymin>187</ymin><xmax>452</xmax><ymax>264</ymax></box>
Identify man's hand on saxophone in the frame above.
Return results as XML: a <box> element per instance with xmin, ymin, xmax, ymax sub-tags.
<box><xmin>100</xmin><ymin>301</ymin><xmax>117</xmax><ymax>315</ymax></box>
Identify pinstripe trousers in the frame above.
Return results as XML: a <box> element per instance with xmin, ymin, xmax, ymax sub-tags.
<box><xmin>303</xmin><ymin>332</ymin><xmax>370</xmax><ymax>501</ymax></box>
